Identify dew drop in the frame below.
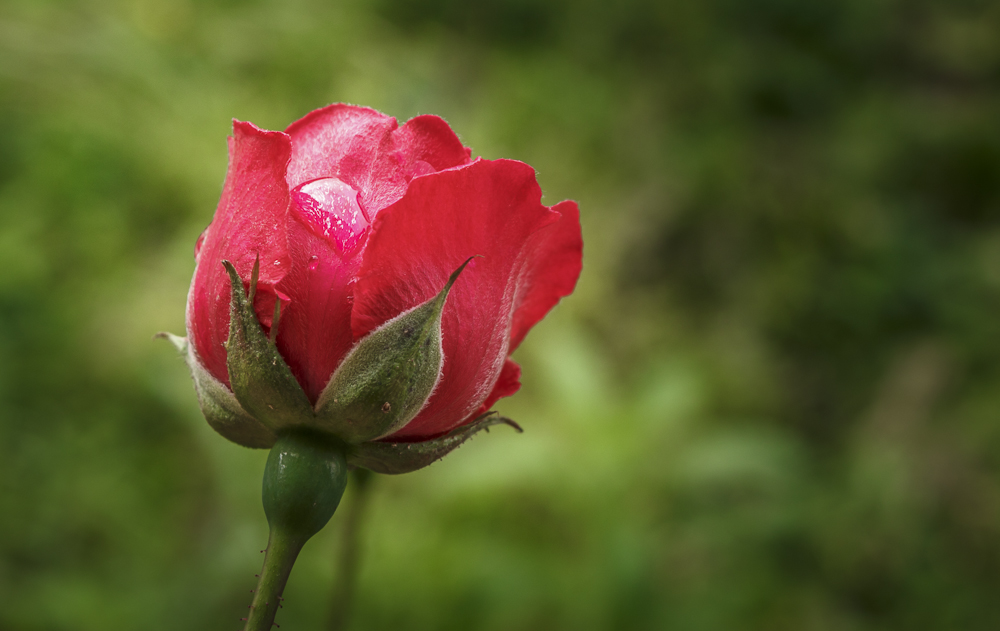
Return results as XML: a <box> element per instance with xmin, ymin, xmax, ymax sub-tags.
<box><xmin>290</xmin><ymin>177</ymin><xmax>369</xmax><ymax>256</ymax></box>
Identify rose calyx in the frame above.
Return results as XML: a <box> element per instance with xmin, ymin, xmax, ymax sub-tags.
<box><xmin>162</xmin><ymin>256</ymin><xmax>520</xmax><ymax>471</ymax></box>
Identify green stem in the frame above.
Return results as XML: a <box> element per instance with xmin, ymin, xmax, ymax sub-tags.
<box><xmin>243</xmin><ymin>430</ymin><xmax>349</xmax><ymax>631</ymax></box>
<box><xmin>327</xmin><ymin>468</ymin><xmax>375</xmax><ymax>631</ymax></box>
<box><xmin>244</xmin><ymin>528</ymin><xmax>305</xmax><ymax>631</ymax></box>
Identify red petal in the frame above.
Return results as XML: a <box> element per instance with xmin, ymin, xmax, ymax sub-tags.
<box><xmin>473</xmin><ymin>359</ymin><xmax>522</xmax><ymax>418</ymax></box>
<box><xmin>353</xmin><ymin>159</ymin><xmax>569</xmax><ymax>439</ymax></box>
<box><xmin>187</xmin><ymin>121</ymin><xmax>292</xmax><ymax>386</ymax></box>
<box><xmin>509</xmin><ymin>200</ymin><xmax>583</xmax><ymax>351</ymax></box>
<box><xmin>382</xmin><ymin>359</ymin><xmax>522</xmax><ymax>441</ymax></box>
<box><xmin>404</xmin><ymin>201</ymin><xmax>580</xmax><ymax>438</ymax></box>
<box><xmin>271</xmin><ymin>211</ymin><xmax>360</xmax><ymax>403</ymax></box>
<box><xmin>284</xmin><ymin>104</ymin><xmax>471</xmax><ymax>217</ymax></box>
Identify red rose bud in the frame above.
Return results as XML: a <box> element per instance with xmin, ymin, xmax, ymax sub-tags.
<box><xmin>166</xmin><ymin>104</ymin><xmax>582</xmax><ymax>473</ymax></box>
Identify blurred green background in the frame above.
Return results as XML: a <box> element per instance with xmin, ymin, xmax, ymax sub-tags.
<box><xmin>3</xmin><ymin>0</ymin><xmax>1000</xmax><ymax>629</ymax></box>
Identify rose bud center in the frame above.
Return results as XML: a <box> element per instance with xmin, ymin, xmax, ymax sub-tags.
<box><xmin>290</xmin><ymin>177</ymin><xmax>369</xmax><ymax>257</ymax></box>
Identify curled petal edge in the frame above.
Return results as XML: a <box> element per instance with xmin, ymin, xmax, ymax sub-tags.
<box><xmin>346</xmin><ymin>412</ymin><xmax>523</xmax><ymax>475</ymax></box>
<box><xmin>157</xmin><ymin>332</ymin><xmax>277</xmax><ymax>449</ymax></box>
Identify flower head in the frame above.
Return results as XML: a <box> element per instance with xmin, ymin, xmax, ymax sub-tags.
<box><xmin>172</xmin><ymin>104</ymin><xmax>582</xmax><ymax>471</ymax></box>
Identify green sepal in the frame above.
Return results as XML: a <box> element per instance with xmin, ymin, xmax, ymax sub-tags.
<box><xmin>346</xmin><ymin>412</ymin><xmax>522</xmax><ymax>475</ymax></box>
<box><xmin>314</xmin><ymin>258</ymin><xmax>475</xmax><ymax>443</ymax></box>
<box><xmin>223</xmin><ymin>259</ymin><xmax>315</xmax><ymax>433</ymax></box>
<box><xmin>156</xmin><ymin>332</ymin><xmax>277</xmax><ymax>449</ymax></box>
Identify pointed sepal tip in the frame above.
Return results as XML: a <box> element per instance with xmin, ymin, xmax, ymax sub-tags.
<box><xmin>314</xmin><ymin>257</ymin><xmax>478</xmax><ymax>443</ymax></box>
<box><xmin>222</xmin><ymin>259</ymin><xmax>314</xmax><ymax>433</ymax></box>
<box><xmin>347</xmin><ymin>412</ymin><xmax>522</xmax><ymax>475</ymax></box>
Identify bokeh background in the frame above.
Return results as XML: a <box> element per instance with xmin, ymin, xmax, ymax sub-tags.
<box><xmin>3</xmin><ymin>0</ymin><xmax>1000</xmax><ymax>629</ymax></box>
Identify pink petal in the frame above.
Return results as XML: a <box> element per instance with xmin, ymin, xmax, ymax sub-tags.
<box><xmin>352</xmin><ymin>159</ymin><xmax>571</xmax><ymax>440</ymax></box>
<box><xmin>272</xmin><ymin>200</ymin><xmax>361</xmax><ymax>403</ymax></box>
<box><xmin>383</xmin><ymin>360</ymin><xmax>522</xmax><ymax>441</ymax></box>
<box><xmin>469</xmin><ymin>358</ymin><xmax>522</xmax><ymax>421</ymax></box>
<box><xmin>284</xmin><ymin>104</ymin><xmax>471</xmax><ymax>218</ymax></box>
<box><xmin>509</xmin><ymin>200</ymin><xmax>583</xmax><ymax>351</ymax></box>
<box><xmin>187</xmin><ymin>120</ymin><xmax>292</xmax><ymax>386</ymax></box>
<box><xmin>423</xmin><ymin>204</ymin><xmax>579</xmax><ymax>436</ymax></box>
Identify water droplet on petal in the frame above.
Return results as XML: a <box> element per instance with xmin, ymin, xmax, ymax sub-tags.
<box><xmin>290</xmin><ymin>177</ymin><xmax>369</xmax><ymax>256</ymax></box>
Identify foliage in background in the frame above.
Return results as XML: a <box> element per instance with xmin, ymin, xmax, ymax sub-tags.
<box><xmin>2</xmin><ymin>0</ymin><xmax>1000</xmax><ymax>629</ymax></box>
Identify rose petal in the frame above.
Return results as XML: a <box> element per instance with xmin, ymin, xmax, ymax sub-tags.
<box><xmin>352</xmin><ymin>159</ymin><xmax>568</xmax><ymax>439</ymax></box>
<box><xmin>423</xmin><ymin>203</ymin><xmax>580</xmax><ymax>436</ymax></box>
<box><xmin>285</xmin><ymin>105</ymin><xmax>392</xmax><ymax>195</ymax></box>
<box><xmin>509</xmin><ymin>200</ymin><xmax>583</xmax><ymax>351</ymax></box>
<box><xmin>384</xmin><ymin>361</ymin><xmax>522</xmax><ymax>442</ymax></box>
<box><xmin>187</xmin><ymin>120</ymin><xmax>292</xmax><ymax>386</ymax></box>
<box><xmin>272</xmin><ymin>209</ymin><xmax>360</xmax><ymax>403</ymax></box>
<box><xmin>467</xmin><ymin>358</ymin><xmax>522</xmax><ymax>423</ymax></box>
<box><xmin>285</xmin><ymin>104</ymin><xmax>471</xmax><ymax>217</ymax></box>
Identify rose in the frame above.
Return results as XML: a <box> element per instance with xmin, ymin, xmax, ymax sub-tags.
<box><xmin>164</xmin><ymin>104</ymin><xmax>583</xmax><ymax>630</ymax></box>
<box><xmin>175</xmin><ymin>104</ymin><xmax>581</xmax><ymax>471</ymax></box>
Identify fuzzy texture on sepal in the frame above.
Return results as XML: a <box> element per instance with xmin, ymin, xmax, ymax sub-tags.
<box><xmin>347</xmin><ymin>412</ymin><xmax>522</xmax><ymax>474</ymax></box>
<box><xmin>156</xmin><ymin>332</ymin><xmax>277</xmax><ymax>448</ymax></box>
<box><xmin>315</xmin><ymin>258</ymin><xmax>474</xmax><ymax>443</ymax></box>
<box><xmin>224</xmin><ymin>259</ymin><xmax>315</xmax><ymax>432</ymax></box>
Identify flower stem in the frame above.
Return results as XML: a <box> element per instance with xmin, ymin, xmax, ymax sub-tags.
<box><xmin>243</xmin><ymin>430</ymin><xmax>350</xmax><ymax>631</ymax></box>
<box><xmin>244</xmin><ymin>528</ymin><xmax>305</xmax><ymax>631</ymax></box>
<box><xmin>327</xmin><ymin>468</ymin><xmax>375</xmax><ymax>631</ymax></box>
